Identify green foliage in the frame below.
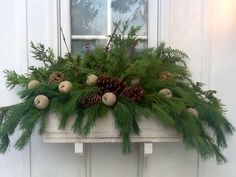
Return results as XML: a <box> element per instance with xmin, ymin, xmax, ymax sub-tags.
<box><xmin>0</xmin><ymin>23</ymin><xmax>234</xmax><ymax>164</ymax></box>
<box><xmin>113</xmin><ymin>101</ymin><xmax>137</xmax><ymax>153</ymax></box>
<box><xmin>154</xmin><ymin>42</ymin><xmax>189</xmax><ymax>66</ymax></box>
<box><xmin>31</xmin><ymin>42</ymin><xmax>56</xmax><ymax>67</ymax></box>
<box><xmin>4</xmin><ymin>70</ymin><xmax>30</xmax><ymax>89</ymax></box>
<box><xmin>15</xmin><ymin>108</ymin><xmax>47</xmax><ymax>150</ymax></box>
<box><xmin>50</xmin><ymin>85</ymin><xmax>99</xmax><ymax>129</ymax></box>
<box><xmin>0</xmin><ymin>99</ymin><xmax>48</xmax><ymax>152</ymax></box>
<box><xmin>82</xmin><ymin>104</ymin><xmax>108</xmax><ymax>135</ymax></box>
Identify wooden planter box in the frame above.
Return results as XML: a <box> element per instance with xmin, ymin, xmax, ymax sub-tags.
<box><xmin>43</xmin><ymin>112</ymin><xmax>182</xmax><ymax>144</ymax></box>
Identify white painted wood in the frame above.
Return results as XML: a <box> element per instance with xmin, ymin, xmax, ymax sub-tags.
<box><xmin>75</xmin><ymin>143</ymin><xmax>84</xmax><ymax>155</ymax></box>
<box><xmin>90</xmin><ymin>143</ymin><xmax>139</xmax><ymax>177</ymax></box>
<box><xmin>43</xmin><ymin>112</ymin><xmax>182</xmax><ymax>144</ymax></box>
<box><xmin>138</xmin><ymin>144</ymin><xmax>144</xmax><ymax>177</ymax></box>
<box><xmin>30</xmin><ymin>131</ymin><xmax>86</xmax><ymax>177</ymax></box>
<box><xmin>198</xmin><ymin>1</ymin><xmax>236</xmax><ymax>177</ymax></box>
<box><xmin>0</xmin><ymin>1</ymin><xmax>30</xmax><ymax>177</ymax></box>
<box><xmin>197</xmin><ymin>1</ymin><xmax>212</xmax><ymax>175</ymax></box>
<box><xmin>150</xmin><ymin>143</ymin><xmax>199</xmax><ymax>177</ymax></box>
<box><xmin>60</xmin><ymin>0</ymin><xmax>71</xmax><ymax>55</ymax></box>
<box><xmin>142</xmin><ymin>155</ymin><xmax>152</xmax><ymax>177</ymax></box>
<box><xmin>0</xmin><ymin>0</ymin><xmax>236</xmax><ymax>177</ymax></box>
<box><xmin>159</xmin><ymin>1</ymin><xmax>203</xmax><ymax>177</ymax></box>
<box><xmin>158</xmin><ymin>0</ymin><xmax>171</xmax><ymax>44</ymax></box>
<box><xmin>25</xmin><ymin>1</ymin><xmax>87</xmax><ymax>177</ymax></box>
<box><xmin>85</xmin><ymin>144</ymin><xmax>91</xmax><ymax>177</ymax></box>
<box><xmin>144</xmin><ymin>143</ymin><xmax>153</xmax><ymax>155</ymax></box>
<box><xmin>15</xmin><ymin>0</ymin><xmax>29</xmax><ymax>74</ymax></box>
<box><xmin>48</xmin><ymin>0</ymin><xmax>61</xmax><ymax>57</ymax></box>
<box><xmin>71</xmin><ymin>35</ymin><xmax>147</xmax><ymax>40</ymax></box>
<box><xmin>169</xmin><ymin>0</ymin><xmax>203</xmax><ymax>82</ymax></box>
<box><xmin>148</xmin><ymin>0</ymin><xmax>158</xmax><ymax>47</ymax></box>
<box><xmin>72</xmin><ymin>35</ymin><xmax>108</xmax><ymax>40</ymax></box>
<box><xmin>107</xmin><ymin>0</ymin><xmax>112</xmax><ymax>35</ymax></box>
<box><xmin>143</xmin><ymin>137</ymin><xmax>154</xmax><ymax>176</ymax></box>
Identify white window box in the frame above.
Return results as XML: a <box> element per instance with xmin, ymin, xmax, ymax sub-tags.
<box><xmin>43</xmin><ymin>112</ymin><xmax>182</xmax><ymax>144</ymax></box>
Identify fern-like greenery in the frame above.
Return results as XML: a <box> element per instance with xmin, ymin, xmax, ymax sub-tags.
<box><xmin>0</xmin><ymin>22</ymin><xmax>234</xmax><ymax>164</ymax></box>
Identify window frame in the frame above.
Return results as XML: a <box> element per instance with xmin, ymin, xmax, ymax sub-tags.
<box><xmin>59</xmin><ymin>0</ymin><xmax>158</xmax><ymax>55</ymax></box>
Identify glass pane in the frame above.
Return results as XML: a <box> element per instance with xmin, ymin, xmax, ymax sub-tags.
<box><xmin>71</xmin><ymin>0</ymin><xmax>107</xmax><ymax>35</ymax></box>
<box><xmin>72</xmin><ymin>40</ymin><xmax>107</xmax><ymax>54</ymax></box>
<box><xmin>72</xmin><ymin>40</ymin><xmax>147</xmax><ymax>53</ymax></box>
<box><xmin>112</xmin><ymin>0</ymin><xmax>148</xmax><ymax>36</ymax></box>
<box><xmin>136</xmin><ymin>40</ymin><xmax>148</xmax><ymax>50</ymax></box>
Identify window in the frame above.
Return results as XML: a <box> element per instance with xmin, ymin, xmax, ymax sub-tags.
<box><xmin>60</xmin><ymin>0</ymin><xmax>158</xmax><ymax>55</ymax></box>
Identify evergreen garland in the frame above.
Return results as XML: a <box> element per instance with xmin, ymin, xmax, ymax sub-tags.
<box><xmin>0</xmin><ymin>22</ymin><xmax>234</xmax><ymax>163</ymax></box>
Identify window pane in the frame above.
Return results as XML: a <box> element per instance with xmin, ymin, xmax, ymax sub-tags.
<box><xmin>112</xmin><ymin>0</ymin><xmax>148</xmax><ymax>35</ymax></box>
<box><xmin>72</xmin><ymin>40</ymin><xmax>107</xmax><ymax>54</ymax></box>
<box><xmin>136</xmin><ymin>40</ymin><xmax>148</xmax><ymax>50</ymax></box>
<box><xmin>70</xmin><ymin>0</ymin><xmax>148</xmax><ymax>54</ymax></box>
<box><xmin>71</xmin><ymin>0</ymin><xmax>107</xmax><ymax>35</ymax></box>
<box><xmin>71</xmin><ymin>40</ymin><xmax>147</xmax><ymax>53</ymax></box>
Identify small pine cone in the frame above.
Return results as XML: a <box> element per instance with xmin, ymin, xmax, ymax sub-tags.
<box><xmin>122</xmin><ymin>87</ymin><xmax>144</xmax><ymax>102</ymax></box>
<box><xmin>48</xmin><ymin>71</ymin><xmax>65</xmax><ymax>84</ymax></box>
<box><xmin>159</xmin><ymin>71</ymin><xmax>172</xmax><ymax>80</ymax></box>
<box><xmin>96</xmin><ymin>75</ymin><xmax>126</xmax><ymax>95</ymax></box>
<box><xmin>82</xmin><ymin>93</ymin><xmax>101</xmax><ymax>106</ymax></box>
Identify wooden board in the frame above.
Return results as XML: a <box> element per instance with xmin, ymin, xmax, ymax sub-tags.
<box><xmin>43</xmin><ymin>112</ymin><xmax>182</xmax><ymax>143</ymax></box>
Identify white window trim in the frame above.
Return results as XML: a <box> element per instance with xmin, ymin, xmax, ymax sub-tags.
<box><xmin>59</xmin><ymin>0</ymin><xmax>158</xmax><ymax>55</ymax></box>
<box><xmin>71</xmin><ymin>35</ymin><xmax>148</xmax><ymax>40</ymax></box>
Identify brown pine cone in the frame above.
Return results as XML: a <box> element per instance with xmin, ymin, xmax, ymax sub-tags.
<box><xmin>82</xmin><ymin>92</ymin><xmax>101</xmax><ymax>106</ymax></box>
<box><xmin>159</xmin><ymin>71</ymin><xmax>172</xmax><ymax>80</ymax></box>
<box><xmin>122</xmin><ymin>86</ymin><xmax>144</xmax><ymax>102</ymax></box>
<box><xmin>48</xmin><ymin>71</ymin><xmax>65</xmax><ymax>84</ymax></box>
<box><xmin>96</xmin><ymin>75</ymin><xmax>126</xmax><ymax>95</ymax></box>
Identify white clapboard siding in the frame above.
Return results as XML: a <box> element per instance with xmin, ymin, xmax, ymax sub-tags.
<box><xmin>0</xmin><ymin>1</ymin><xmax>30</xmax><ymax>177</ymax></box>
<box><xmin>25</xmin><ymin>1</ymin><xmax>87</xmax><ymax>177</ymax></box>
<box><xmin>198</xmin><ymin>1</ymin><xmax>236</xmax><ymax>177</ymax></box>
<box><xmin>0</xmin><ymin>0</ymin><xmax>236</xmax><ymax>177</ymax></box>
